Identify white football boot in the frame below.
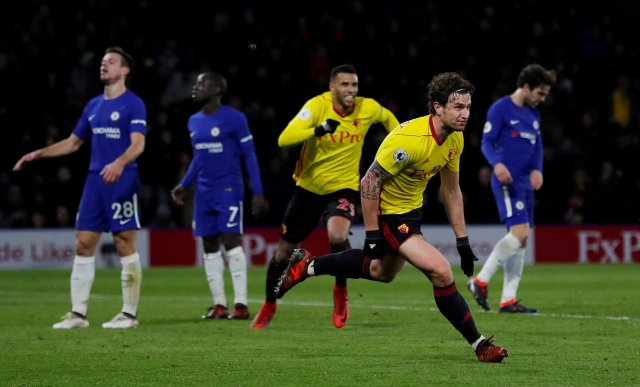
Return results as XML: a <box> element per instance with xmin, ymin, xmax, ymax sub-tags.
<box><xmin>52</xmin><ymin>312</ymin><xmax>90</xmax><ymax>329</ymax></box>
<box><xmin>102</xmin><ymin>312</ymin><xmax>139</xmax><ymax>329</ymax></box>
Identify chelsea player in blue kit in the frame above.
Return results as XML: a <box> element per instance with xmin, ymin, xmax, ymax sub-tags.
<box><xmin>14</xmin><ymin>47</ymin><xmax>146</xmax><ymax>328</ymax></box>
<box><xmin>468</xmin><ymin>64</ymin><xmax>556</xmax><ymax>313</ymax></box>
<box><xmin>172</xmin><ymin>72</ymin><xmax>268</xmax><ymax>320</ymax></box>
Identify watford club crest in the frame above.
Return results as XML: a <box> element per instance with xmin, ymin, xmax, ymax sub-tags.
<box><xmin>397</xmin><ymin>224</ymin><xmax>409</xmax><ymax>234</ymax></box>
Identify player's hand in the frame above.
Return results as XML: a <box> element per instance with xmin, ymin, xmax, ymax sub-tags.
<box><xmin>364</xmin><ymin>230</ymin><xmax>385</xmax><ymax>259</ymax></box>
<box><xmin>314</xmin><ymin>119</ymin><xmax>340</xmax><ymax>136</ymax></box>
<box><xmin>171</xmin><ymin>185</ymin><xmax>186</xmax><ymax>206</ymax></box>
<box><xmin>494</xmin><ymin>162</ymin><xmax>512</xmax><ymax>185</ymax></box>
<box><xmin>530</xmin><ymin>170</ymin><xmax>543</xmax><ymax>190</ymax></box>
<box><xmin>456</xmin><ymin>236</ymin><xmax>478</xmax><ymax>277</ymax></box>
<box><xmin>251</xmin><ymin>195</ymin><xmax>269</xmax><ymax>219</ymax></box>
<box><xmin>13</xmin><ymin>149</ymin><xmax>43</xmax><ymax>171</ymax></box>
<box><xmin>100</xmin><ymin>159</ymin><xmax>125</xmax><ymax>184</ymax></box>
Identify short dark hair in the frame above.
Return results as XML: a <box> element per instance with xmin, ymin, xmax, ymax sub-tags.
<box><xmin>517</xmin><ymin>64</ymin><xmax>556</xmax><ymax>89</ymax></box>
<box><xmin>201</xmin><ymin>72</ymin><xmax>228</xmax><ymax>96</ymax></box>
<box><xmin>330</xmin><ymin>64</ymin><xmax>357</xmax><ymax>81</ymax></box>
<box><xmin>105</xmin><ymin>46</ymin><xmax>134</xmax><ymax>71</ymax></box>
<box><xmin>426</xmin><ymin>72</ymin><xmax>475</xmax><ymax>114</ymax></box>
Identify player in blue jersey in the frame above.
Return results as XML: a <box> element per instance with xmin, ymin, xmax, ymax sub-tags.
<box><xmin>171</xmin><ymin>72</ymin><xmax>268</xmax><ymax>320</ymax></box>
<box><xmin>467</xmin><ymin>64</ymin><xmax>556</xmax><ymax>313</ymax></box>
<box><xmin>13</xmin><ymin>47</ymin><xmax>146</xmax><ymax>329</ymax></box>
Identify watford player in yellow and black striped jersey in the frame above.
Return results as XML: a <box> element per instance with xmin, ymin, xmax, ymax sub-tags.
<box><xmin>251</xmin><ymin>64</ymin><xmax>399</xmax><ymax>330</ymax></box>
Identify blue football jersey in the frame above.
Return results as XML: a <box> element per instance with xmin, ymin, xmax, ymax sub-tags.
<box><xmin>73</xmin><ymin>90</ymin><xmax>147</xmax><ymax>172</ymax></box>
<box><xmin>481</xmin><ymin>96</ymin><xmax>543</xmax><ymax>189</ymax></box>
<box><xmin>180</xmin><ymin>105</ymin><xmax>263</xmax><ymax>197</ymax></box>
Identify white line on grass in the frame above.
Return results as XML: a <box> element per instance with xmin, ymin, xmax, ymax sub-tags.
<box><xmin>1</xmin><ymin>291</ymin><xmax>635</xmax><ymax>321</ymax></box>
<box><xmin>260</xmin><ymin>298</ymin><xmax>635</xmax><ymax>322</ymax></box>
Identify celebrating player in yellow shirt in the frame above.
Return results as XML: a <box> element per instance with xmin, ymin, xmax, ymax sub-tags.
<box><xmin>251</xmin><ymin>64</ymin><xmax>399</xmax><ymax>329</ymax></box>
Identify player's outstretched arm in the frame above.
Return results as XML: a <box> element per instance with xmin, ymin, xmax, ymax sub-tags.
<box><xmin>13</xmin><ymin>134</ymin><xmax>84</xmax><ymax>171</ymax></box>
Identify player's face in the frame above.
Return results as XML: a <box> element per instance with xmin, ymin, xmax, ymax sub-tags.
<box><xmin>100</xmin><ymin>53</ymin><xmax>127</xmax><ymax>85</ymax></box>
<box><xmin>525</xmin><ymin>84</ymin><xmax>551</xmax><ymax>107</ymax></box>
<box><xmin>191</xmin><ymin>74</ymin><xmax>215</xmax><ymax>102</ymax></box>
<box><xmin>440</xmin><ymin>92</ymin><xmax>472</xmax><ymax>132</ymax></box>
<box><xmin>330</xmin><ymin>72</ymin><xmax>358</xmax><ymax>111</ymax></box>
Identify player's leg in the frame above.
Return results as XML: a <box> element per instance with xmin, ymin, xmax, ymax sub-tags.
<box><xmin>499</xmin><ymin>217</ymin><xmax>537</xmax><ymax>313</ymax></box>
<box><xmin>195</xmin><ymin>192</ymin><xmax>234</xmax><ymax>319</ymax></box>
<box><xmin>400</xmin><ymin>235</ymin><xmax>508</xmax><ymax>362</ymax></box>
<box><xmin>252</xmin><ymin>188</ymin><xmax>321</xmax><ymax>329</ymax></box>
<box><xmin>102</xmin><ymin>171</ymin><xmax>142</xmax><ymax>328</ymax></box>
<box><xmin>324</xmin><ymin>189</ymin><xmax>358</xmax><ymax>328</ymax></box>
<box><xmin>54</xmin><ymin>173</ymin><xmax>104</xmax><ymax>329</ymax></box>
<box><xmin>251</xmin><ymin>238</ymin><xmax>298</xmax><ymax>329</ymax></box>
<box><xmin>201</xmin><ymin>235</ymin><xmax>229</xmax><ymax>319</ymax></box>
<box><xmin>471</xmin><ymin>185</ymin><xmax>524</xmax><ymax>310</ymax></box>
<box><xmin>53</xmin><ymin>229</ymin><xmax>101</xmax><ymax>329</ymax></box>
<box><xmin>224</xmin><ymin>234</ymin><xmax>250</xmax><ymax>320</ymax></box>
<box><xmin>326</xmin><ymin>215</ymin><xmax>352</xmax><ymax>328</ymax></box>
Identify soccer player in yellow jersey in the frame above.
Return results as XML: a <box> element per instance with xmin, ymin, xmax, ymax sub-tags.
<box><xmin>251</xmin><ymin>64</ymin><xmax>399</xmax><ymax>329</ymax></box>
<box><xmin>275</xmin><ymin>73</ymin><xmax>509</xmax><ymax>363</ymax></box>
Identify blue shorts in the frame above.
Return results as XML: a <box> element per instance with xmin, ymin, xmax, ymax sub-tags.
<box><xmin>193</xmin><ymin>189</ymin><xmax>243</xmax><ymax>237</ymax></box>
<box><xmin>76</xmin><ymin>170</ymin><xmax>142</xmax><ymax>232</ymax></box>
<box><xmin>491</xmin><ymin>184</ymin><xmax>534</xmax><ymax>229</ymax></box>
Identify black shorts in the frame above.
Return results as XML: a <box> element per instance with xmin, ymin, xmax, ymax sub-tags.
<box><xmin>281</xmin><ymin>187</ymin><xmax>359</xmax><ymax>244</ymax></box>
<box><xmin>379</xmin><ymin>209</ymin><xmax>423</xmax><ymax>251</ymax></box>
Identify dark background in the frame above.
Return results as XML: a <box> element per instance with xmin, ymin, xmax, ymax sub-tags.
<box><xmin>1</xmin><ymin>0</ymin><xmax>639</xmax><ymax>229</ymax></box>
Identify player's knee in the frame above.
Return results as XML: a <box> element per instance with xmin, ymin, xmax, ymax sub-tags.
<box><xmin>327</xmin><ymin>232</ymin><xmax>349</xmax><ymax>245</ymax></box>
<box><xmin>112</xmin><ymin>235</ymin><xmax>136</xmax><ymax>256</ymax></box>
<box><xmin>75</xmin><ymin>239</ymin><xmax>95</xmax><ymax>256</ymax></box>
<box><xmin>429</xmin><ymin>265</ymin><xmax>454</xmax><ymax>287</ymax></box>
<box><xmin>203</xmin><ymin>236</ymin><xmax>222</xmax><ymax>253</ymax></box>
<box><xmin>369</xmin><ymin>263</ymin><xmax>397</xmax><ymax>283</ymax></box>
<box><xmin>223</xmin><ymin>234</ymin><xmax>241</xmax><ymax>250</ymax></box>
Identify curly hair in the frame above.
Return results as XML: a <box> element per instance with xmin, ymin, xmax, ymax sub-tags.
<box><xmin>427</xmin><ymin>72</ymin><xmax>475</xmax><ymax>114</ymax></box>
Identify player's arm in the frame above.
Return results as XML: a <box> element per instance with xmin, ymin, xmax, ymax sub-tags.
<box><xmin>239</xmin><ymin>132</ymin><xmax>269</xmax><ymax>219</ymax></box>
<box><xmin>440</xmin><ymin>167</ymin><xmax>478</xmax><ymax>277</ymax></box>
<box><xmin>278</xmin><ymin>98</ymin><xmax>339</xmax><ymax>147</ymax></box>
<box><xmin>377</xmin><ymin>105</ymin><xmax>400</xmax><ymax>133</ymax></box>
<box><xmin>13</xmin><ymin>133</ymin><xmax>84</xmax><ymax>171</ymax></box>
<box><xmin>481</xmin><ymin>110</ymin><xmax>512</xmax><ymax>185</ymax></box>
<box><xmin>439</xmin><ymin>167</ymin><xmax>467</xmax><ymax>238</ymax></box>
<box><xmin>100</xmin><ymin>132</ymin><xmax>145</xmax><ymax>184</ymax></box>
<box><xmin>530</xmin><ymin>130</ymin><xmax>544</xmax><ymax>190</ymax></box>
<box><xmin>360</xmin><ymin>160</ymin><xmax>392</xmax><ymax>258</ymax></box>
<box><xmin>172</xmin><ymin>151</ymin><xmax>199</xmax><ymax>206</ymax></box>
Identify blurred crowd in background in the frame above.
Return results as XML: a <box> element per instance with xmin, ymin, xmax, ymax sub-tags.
<box><xmin>1</xmin><ymin>0</ymin><xmax>639</xmax><ymax>229</ymax></box>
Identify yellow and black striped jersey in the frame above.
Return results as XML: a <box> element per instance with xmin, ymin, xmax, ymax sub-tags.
<box><xmin>375</xmin><ymin>115</ymin><xmax>463</xmax><ymax>215</ymax></box>
<box><xmin>279</xmin><ymin>91</ymin><xmax>399</xmax><ymax>195</ymax></box>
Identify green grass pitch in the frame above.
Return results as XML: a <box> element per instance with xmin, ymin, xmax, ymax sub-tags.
<box><xmin>1</xmin><ymin>263</ymin><xmax>638</xmax><ymax>386</ymax></box>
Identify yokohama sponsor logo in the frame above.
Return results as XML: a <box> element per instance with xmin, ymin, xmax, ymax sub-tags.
<box><xmin>93</xmin><ymin>127</ymin><xmax>121</xmax><ymax>139</ymax></box>
<box><xmin>195</xmin><ymin>142</ymin><xmax>223</xmax><ymax>153</ymax></box>
<box><xmin>535</xmin><ymin>226</ymin><xmax>640</xmax><ymax>263</ymax></box>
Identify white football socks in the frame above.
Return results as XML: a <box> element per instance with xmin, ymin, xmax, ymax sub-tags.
<box><xmin>70</xmin><ymin>255</ymin><xmax>95</xmax><ymax>316</ymax></box>
<box><xmin>501</xmin><ymin>247</ymin><xmax>525</xmax><ymax>304</ymax></box>
<box><xmin>226</xmin><ymin>246</ymin><xmax>248</xmax><ymax>306</ymax></box>
<box><xmin>471</xmin><ymin>335</ymin><xmax>486</xmax><ymax>351</ymax></box>
<box><xmin>477</xmin><ymin>233</ymin><xmax>521</xmax><ymax>283</ymax></box>
<box><xmin>120</xmin><ymin>253</ymin><xmax>142</xmax><ymax>317</ymax></box>
<box><xmin>204</xmin><ymin>251</ymin><xmax>227</xmax><ymax>307</ymax></box>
